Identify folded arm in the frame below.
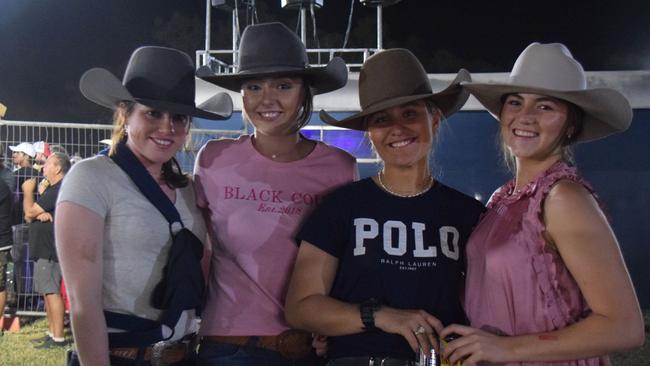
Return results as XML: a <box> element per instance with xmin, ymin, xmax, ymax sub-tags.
<box><xmin>22</xmin><ymin>178</ymin><xmax>43</xmax><ymax>222</ymax></box>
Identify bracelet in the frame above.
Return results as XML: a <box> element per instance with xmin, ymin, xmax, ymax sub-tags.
<box><xmin>359</xmin><ymin>298</ymin><xmax>381</xmax><ymax>331</ymax></box>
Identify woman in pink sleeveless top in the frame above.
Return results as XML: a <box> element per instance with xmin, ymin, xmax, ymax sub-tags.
<box><xmin>439</xmin><ymin>43</ymin><xmax>645</xmax><ymax>365</ymax></box>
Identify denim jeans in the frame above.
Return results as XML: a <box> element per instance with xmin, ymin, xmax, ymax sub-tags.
<box><xmin>197</xmin><ymin>341</ymin><xmax>322</xmax><ymax>366</ymax></box>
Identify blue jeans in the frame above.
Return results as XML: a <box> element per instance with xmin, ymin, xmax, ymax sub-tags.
<box><xmin>197</xmin><ymin>341</ymin><xmax>321</xmax><ymax>366</ymax></box>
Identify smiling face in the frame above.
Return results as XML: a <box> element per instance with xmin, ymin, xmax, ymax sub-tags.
<box><xmin>241</xmin><ymin>77</ymin><xmax>305</xmax><ymax>136</ymax></box>
<box><xmin>367</xmin><ymin>100</ymin><xmax>439</xmax><ymax>169</ymax></box>
<box><xmin>124</xmin><ymin>103</ymin><xmax>189</xmax><ymax>170</ymax></box>
<box><xmin>499</xmin><ymin>93</ymin><xmax>572</xmax><ymax>165</ymax></box>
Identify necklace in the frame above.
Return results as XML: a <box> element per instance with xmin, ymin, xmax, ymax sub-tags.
<box><xmin>377</xmin><ymin>172</ymin><xmax>434</xmax><ymax>198</ymax></box>
<box><xmin>252</xmin><ymin>135</ymin><xmax>305</xmax><ymax>160</ymax></box>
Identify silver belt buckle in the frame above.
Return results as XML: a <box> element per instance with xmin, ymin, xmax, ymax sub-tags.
<box><xmin>151</xmin><ymin>340</ymin><xmax>171</xmax><ymax>366</ymax></box>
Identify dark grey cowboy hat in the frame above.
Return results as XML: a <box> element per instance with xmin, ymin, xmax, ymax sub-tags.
<box><xmin>463</xmin><ymin>42</ymin><xmax>632</xmax><ymax>142</ymax></box>
<box><xmin>196</xmin><ymin>22</ymin><xmax>348</xmax><ymax>95</ymax></box>
<box><xmin>320</xmin><ymin>48</ymin><xmax>471</xmax><ymax>131</ymax></box>
<box><xmin>80</xmin><ymin>46</ymin><xmax>232</xmax><ymax>120</ymax></box>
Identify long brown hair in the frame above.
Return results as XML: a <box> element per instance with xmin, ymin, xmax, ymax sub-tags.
<box><xmin>108</xmin><ymin>101</ymin><xmax>189</xmax><ymax>189</ymax></box>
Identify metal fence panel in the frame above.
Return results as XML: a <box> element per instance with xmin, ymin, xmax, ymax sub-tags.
<box><xmin>0</xmin><ymin>120</ymin><xmax>242</xmax><ymax>316</ymax></box>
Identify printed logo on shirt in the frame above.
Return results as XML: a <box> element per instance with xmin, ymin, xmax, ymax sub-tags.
<box><xmin>353</xmin><ymin>218</ymin><xmax>460</xmax><ymax>271</ymax></box>
<box><xmin>223</xmin><ymin>185</ymin><xmax>322</xmax><ymax>216</ymax></box>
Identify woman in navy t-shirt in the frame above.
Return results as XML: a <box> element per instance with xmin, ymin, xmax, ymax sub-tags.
<box><xmin>285</xmin><ymin>49</ymin><xmax>484</xmax><ymax>365</ymax></box>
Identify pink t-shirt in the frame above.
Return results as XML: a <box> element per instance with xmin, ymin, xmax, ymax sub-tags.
<box><xmin>194</xmin><ymin>135</ymin><xmax>357</xmax><ymax>336</ymax></box>
<box><xmin>464</xmin><ymin>162</ymin><xmax>607</xmax><ymax>365</ymax></box>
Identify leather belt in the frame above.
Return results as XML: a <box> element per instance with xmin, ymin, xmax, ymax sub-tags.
<box><xmin>109</xmin><ymin>339</ymin><xmax>192</xmax><ymax>366</ymax></box>
<box><xmin>202</xmin><ymin>329</ymin><xmax>312</xmax><ymax>360</ymax></box>
<box><xmin>329</xmin><ymin>356</ymin><xmax>417</xmax><ymax>366</ymax></box>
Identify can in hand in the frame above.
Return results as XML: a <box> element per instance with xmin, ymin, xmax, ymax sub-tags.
<box><xmin>418</xmin><ymin>346</ymin><xmax>439</xmax><ymax>366</ymax></box>
<box><xmin>440</xmin><ymin>334</ymin><xmax>462</xmax><ymax>366</ymax></box>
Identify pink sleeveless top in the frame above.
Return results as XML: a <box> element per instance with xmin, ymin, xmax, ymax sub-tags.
<box><xmin>464</xmin><ymin>162</ymin><xmax>607</xmax><ymax>365</ymax></box>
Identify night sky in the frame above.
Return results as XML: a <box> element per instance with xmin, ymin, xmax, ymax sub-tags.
<box><xmin>0</xmin><ymin>0</ymin><xmax>648</xmax><ymax>123</ymax></box>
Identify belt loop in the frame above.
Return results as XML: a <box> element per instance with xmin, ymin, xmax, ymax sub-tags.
<box><xmin>135</xmin><ymin>347</ymin><xmax>147</xmax><ymax>366</ymax></box>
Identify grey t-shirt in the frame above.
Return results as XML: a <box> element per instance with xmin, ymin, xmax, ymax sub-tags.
<box><xmin>57</xmin><ymin>155</ymin><xmax>207</xmax><ymax>339</ymax></box>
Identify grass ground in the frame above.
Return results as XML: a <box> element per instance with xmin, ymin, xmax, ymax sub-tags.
<box><xmin>0</xmin><ymin>317</ymin><xmax>70</xmax><ymax>366</ymax></box>
<box><xmin>0</xmin><ymin>312</ymin><xmax>648</xmax><ymax>365</ymax></box>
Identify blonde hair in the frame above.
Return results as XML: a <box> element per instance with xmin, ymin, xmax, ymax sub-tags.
<box><xmin>108</xmin><ymin>101</ymin><xmax>135</xmax><ymax>156</ymax></box>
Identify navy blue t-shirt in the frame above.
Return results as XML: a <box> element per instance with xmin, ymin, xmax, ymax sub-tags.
<box><xmin>297</xmin><ymin>177</ymin><xmax>485</xmax><ymax>360</ymax></box>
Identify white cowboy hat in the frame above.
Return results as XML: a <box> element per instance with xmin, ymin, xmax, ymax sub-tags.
<box><xmin>463</xmin><ymin>42</ymin><xmax>632</xmax><ymax>142</ymax></box>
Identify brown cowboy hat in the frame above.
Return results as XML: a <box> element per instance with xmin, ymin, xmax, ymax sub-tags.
<box><xmin>80</xmin><ymin>46</ymin><xmax>232</xmax><ymax>120</ymax></box>
<box><xmin>196</xmin><ymin>22</ymin><xmax>348</xmax><ymax>95</ymax></box>
<box><xmin>463</xmin><ymin>42</ymin><xmax>632</xmax><ymax>142</ymax></box>
<box><xmin>319</xmin><ymin>48</ymin><xmax>470</xmax><ymax>131</ymax></box>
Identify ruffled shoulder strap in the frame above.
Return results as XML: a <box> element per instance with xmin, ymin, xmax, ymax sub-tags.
<box><xmin>486</xmin><ymin>181</ymin><xmax>514</xmax><ymax>208</ymax></box>
<box><xmin>522</xmin><ymin>161</ymin><xmax>597</xmax><ymax>329</ymax></box>
<box><xmin>526</xmin><ymin>162</ymin><xmax>596</xmax><ymax>221</ymax></box>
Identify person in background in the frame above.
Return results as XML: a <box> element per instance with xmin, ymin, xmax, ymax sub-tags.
<box><xmin>8</xmin><ymin>142</ymin><xmax>39</xmax><ymax>302</ymax></box>
<box><xmin>9</xmin><ymin>142</ymin><xmax>38</xmax><ymax>223</ymax></box>
<box><xmin>0</xmin><ymin>178</ymin><xmax>10</xmax><ymax>337</ymax></box>
<box><xmin>284</xmin><ymin>48</ymin><xmax>484</xmax><ymax>366</ymax></box>
<box><xmin>9</xmin><ymin>142</ymin><xmax>36</xmax><ymax>174</ymax></box>
<box><xmin>440</xmin><ymin>42</ymin><xmax>645</xmax><ymax>365</ymax></box>
<box><xmin>33</xmin><ymin>141</ymin><xmax>51</xmax><ymax>171</ymax></box>
<box><xmin>22</xmin><ymin>152</ymin><xmax>70</xmax><ymax>348</ymax></box>
<box><xmin>55</xmin><ymin>46</ymin><xmax>232</xmax><ymax>366</ymax></box>
<box><xmin>33</xmin><ymin>141</ymin><xmax>52</xmax><ymax>194</ymax></box>
<box><xmin>194</xmin><ymin>22</ymin><xmax>356</xmax><ymax>366</ymax></box>
<box><xmin>0</xmin><ymin>146</ymin><xmax>14</xmax><ymax>191</ymax></box>
<box><xmin>0</xmin><ymin>146</ymin><xmax>15</xmax><ymax>336</ymax></box>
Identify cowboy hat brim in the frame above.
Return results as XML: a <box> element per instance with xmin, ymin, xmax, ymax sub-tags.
<box><xmin>320</xmin><ymin>69</ymin><xmax>471</xmax><ymax>131</ymax></box>
<box><xmin>197</xmin><ymin>57</ymin><xmax>348</xmax><ymax>95</ymax></box>
<box><xmin>462</xmin><ymin>82</ymin><xmax>632</xmax><ymax>142</ymax></box>
<box><xmin>80</xmin><ymin>68</ymin><xmax>232</xmax><ymax>120</ymax></box>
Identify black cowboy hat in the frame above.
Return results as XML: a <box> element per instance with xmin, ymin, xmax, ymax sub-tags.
<box><xmin>80</xmin><ymin>46</ymin><xmax>232</xmax><ymax>120</ymax></box>
<box><xmin>196</xmin><ymin>22</ymin><xmax>348</xmax><ymax>95</ymax></box>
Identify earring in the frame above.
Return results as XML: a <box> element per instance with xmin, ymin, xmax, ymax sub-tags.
<box><xmin>124</xmin><ymin>125</ymin><xmax>129</xmax><ymax>135</ymax></box>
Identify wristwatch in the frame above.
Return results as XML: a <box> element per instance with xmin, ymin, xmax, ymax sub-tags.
<box><xmin>359</xmin><ymin>298</ymin><xmax>381</xmax><ymax>331</ymax></box>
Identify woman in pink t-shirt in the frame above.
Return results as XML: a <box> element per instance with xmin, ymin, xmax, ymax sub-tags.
<box><xmin>439</xmin><ymin>43</ymin><xmax>645</xmax><ymax>365</ymax></box>
<box><xmin>194</xmin><ymin>22</ymin><xmax>356</xmax><ymax>366</ymax></box>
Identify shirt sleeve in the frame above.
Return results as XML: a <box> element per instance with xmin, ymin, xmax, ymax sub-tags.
<box><xmin>57</xmin><ymin>158</ymin><xmax>111</xmax><ymax>218</ymax></box>
<box><xmin>193</xmin><ymin>141</ymin><xmax>212</xmax><ymax>209</ymax></box>
<box><xmin>295</xmin><ymin>186</ymin><xmax>351</xmax><ymax>259</ymax></box>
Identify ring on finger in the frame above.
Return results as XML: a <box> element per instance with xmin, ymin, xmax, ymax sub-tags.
<box><xmin>414</xmin><ymin>325</ymin><xmax>426</xmax><ymax>335</ymax></box>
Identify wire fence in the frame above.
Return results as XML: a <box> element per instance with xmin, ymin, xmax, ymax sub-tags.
<box><xmin>1</xmin><ymin>119</ymin><xmax>377</xmax><ymax>317</ymax></box>
<box><xmin>0</xmin><ymin>120</ymin><xmax>243</xmax><ymax>316</ymax></box>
